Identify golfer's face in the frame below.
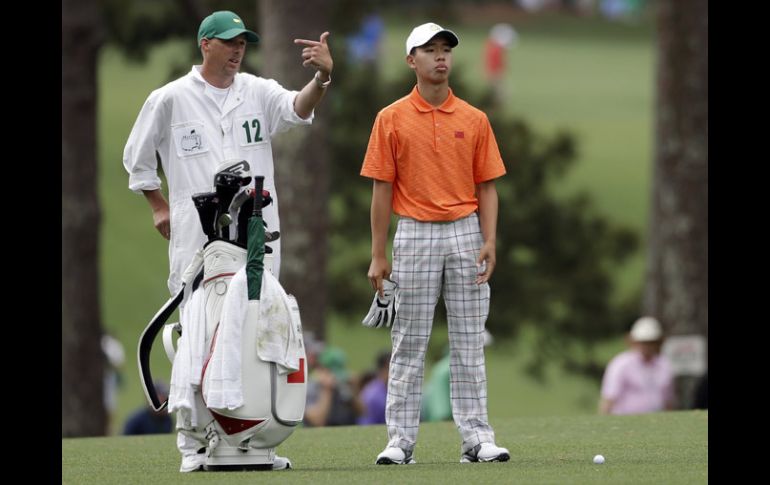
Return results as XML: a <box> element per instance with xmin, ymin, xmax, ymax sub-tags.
<box><xmin>409</xmin><ymin>37</ymin><xmax>453</xmax><ymax>83</ymax></box>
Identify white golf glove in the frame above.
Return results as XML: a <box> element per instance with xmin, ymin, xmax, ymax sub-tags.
<box><xmin>362</xmin><ymin>280</ymin><xmax>398</xmax><ymax>328</ymax></box>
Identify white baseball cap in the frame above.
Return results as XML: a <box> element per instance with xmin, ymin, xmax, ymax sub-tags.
<box><xmin>629</xmin><ymin>316</ymin><xmax>663</xmax><ymax>342</ymax></box>
<box><xmin>405</xmin><ymin>22</ymin><xmax>459</xmax><ymax>55</ymax></box>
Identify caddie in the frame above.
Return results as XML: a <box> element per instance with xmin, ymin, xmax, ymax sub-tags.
<box><xmin>123</xmin><ymin>10</ymin><xmax>333</xmax><ymax>472</ymax></box>
<box><xmin>123</xmin><ymin>10</ymin><xmax>334</xmax><ymax>296</ymax></box>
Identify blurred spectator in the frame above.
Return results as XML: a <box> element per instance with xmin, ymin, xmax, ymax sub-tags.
<box><xmin>562</xmin><ymin>0</ymin><xmax>597</xmax><ymax>16</ymax></box>
<box><xmin>484</xmin><ymin>23</ymin><xmax>518</xmax><ymax>105</ymax></box>
<box><xmin>518</xmin><ymin>0</ymin><xmax>551</xmax><ymax>12</ymax></box>
<box><xmin>484</xmin><ymin>36</ymin><xmax>505</xmax><ymax>82</ymax></box>
<box><xmin>353</xmin><ymin>369</ymin><xmax>377</xmax><ymax>398</ymax></box>
<box><xmin>599</xmin><ymin>317</ymin><xmax>674</xmax><ymax>415</ymax></box>
<box><xmin>123</xmin><ymin>381</ymin><xmax>173</xmax><ymax>435</ymax></box>
<box><xmin>600</xmin><ymin>0</ymin><xmax>645</xmax><ymax>21</ymax></box>
<box><xmin>357</xmin><ymin>351</ymin><xmax>391</xmax><ymax>425</ymax></box>
<box><xmin>102</xmin><ymin>334</ymin><xmax>125</xmax><ymax>432</ymax></box>
<box><xmin>304</xmin><ymin>346</ymin><xmax>359</xmax><ymax>426</ymax></box>
<box><xmin>347</xmin><ymin>14</ymin><xmax>384</xmax><ymax>66</ymax></box>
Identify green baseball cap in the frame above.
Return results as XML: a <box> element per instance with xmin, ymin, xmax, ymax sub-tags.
<box><xmin>198</xmin><ymin>11</ymin><xmax>260</xmax><ymax>46</ymax></box>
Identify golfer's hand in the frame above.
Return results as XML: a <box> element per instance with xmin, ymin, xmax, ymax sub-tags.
<box><xmin>475</xmin><ymin>241</ymin><xmax>496</xmax><ymax>284</ymax></box>
<box><xmin>294</xmin><ymin>31</ymin><xmax>333</xmax><ymax>76</ymax></box>
<box><xmin>152</xmin><ymin>206</ymin><xmax>171</xmax><ymax>240</ymax></box>
<box><xmin>367</xmin><ymin>256</ymin><xmax>391</xmax><ymax>297</ymax></box>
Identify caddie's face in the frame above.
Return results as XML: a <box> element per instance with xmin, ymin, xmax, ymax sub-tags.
<box><xmin>202</xmin><ymin>34</ymin><xmax>247</xmax><ymax>79</ymax></box>
<box><xmin>407</xmin><ymin>36</ymin><xmax>453</xmax><ymax>84</ymax></box>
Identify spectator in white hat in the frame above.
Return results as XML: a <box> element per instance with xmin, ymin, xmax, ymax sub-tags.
<box><xmin>599</xmin><ymin>316</ymin><xmax>675</xmax><ymax>415</ymax></box>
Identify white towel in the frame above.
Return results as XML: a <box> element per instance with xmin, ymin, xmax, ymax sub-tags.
<box><xmin>187</xmin><ymin>291</ymin><xmax>207</xmax><ymax>388</ymax></box>
<box><xmin>203</xmin><ymin>267</ymin><xmax>303</xmax><ymax>410</ymax></box>
<box><xmin>203</xmin><ymin>268</ymin><xmax>248</xmax><ymax>410</ymax></box>
<box><xmin>257</xmin><ymin>270</ymin><xmax>303</xmax><ymax>375</ymax></box>
<box><xmin>168</xmin><ymin>286</ymin><xmax>207</xmax><ymax>426</ymax></box>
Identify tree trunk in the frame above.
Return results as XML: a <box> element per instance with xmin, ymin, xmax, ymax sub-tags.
<box><xmin>645</xmin><ymin>0</ymin><xmax>708</xmax><ymax>408</ymax></box>
<box><xmin>258</xmin><ymin>0</ymin><xmax>330</xmax><ymax>340</ymax></box>
<box><xmin>62</xmin><ymin>0</ymin><xmax>107</xmax><ymax>437</ymax></box>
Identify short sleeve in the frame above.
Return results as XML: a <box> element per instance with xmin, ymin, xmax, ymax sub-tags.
<box><xmin>360</xmin><ymin>111</ymin><xmax>397</xmax><ymax>182</ymax></box>
<box><xmin>257</xmin><ymin>77</ymin><xmax>313</xmax><ymax>137</ymax></box>
<box><xmin>473</xmin><ymin>114</ymin><xmax>506</xmax><ymax>184</ymax></box>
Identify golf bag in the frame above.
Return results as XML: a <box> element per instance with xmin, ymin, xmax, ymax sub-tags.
<box><xmin>138</xmin><ymin>164</ymin><xmax>306</xmax><ymax>470</ymax></box>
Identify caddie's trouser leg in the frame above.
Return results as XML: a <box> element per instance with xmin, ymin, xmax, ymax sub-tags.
<box><xmin>442</xmin><ymin>213</ymin><xmax>495</xmax><ymax>454</ymax></box>
<box><xmin>177</xmin><ymin>427</ymin><xmax>207</xmax><ymax>457</ymax></box>
<box><xmin>385</xmin><ymin>217</ymin><xmax>443</xmax><ymax>453</ymax></box>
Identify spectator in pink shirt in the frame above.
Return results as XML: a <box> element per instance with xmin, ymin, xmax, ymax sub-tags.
<box><xmin>599</xmin><ymin>316</ymin><xmax>675</xmax><ymax>415</ymax></box>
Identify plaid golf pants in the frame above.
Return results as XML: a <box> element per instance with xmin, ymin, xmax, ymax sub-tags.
<box><xmin>386</xmin><ymin>212</ymin><xmax>496</xmax><ymax>454</ymax></box>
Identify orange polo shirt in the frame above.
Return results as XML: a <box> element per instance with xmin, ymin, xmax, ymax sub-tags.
<box><xmin>361</xmin><ymin>86</ymin><xmax>506</xmax><ymax>222</ymax></box>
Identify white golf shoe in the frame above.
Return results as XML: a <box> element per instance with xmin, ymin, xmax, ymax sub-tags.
<box><xmin>179</xmin><ymin>452</ymin><xmax>206</xmax><ymax>472</ymax></box>
<box><xmin>375</xmin><ymin>447</ymin><xmax>416</xmax><ymax>465</ymax></box>
<box><xmin>272</xmin><ymin>455</ymin><xmax>293</xmax><ymax>470</ymax></box>
<box><xmin>460</xmin><ymin>442</ymin><xmax>510</xmax><ymax>463</ymax></box>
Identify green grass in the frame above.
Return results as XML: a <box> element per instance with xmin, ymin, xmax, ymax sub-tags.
<box><xmin>97</xmin><ymin>12</ymin><xmax>653</xmax><ymax>435</ymax></box>
<box><xmin>63</xmin><ymin>411</ymin><xmax>708</xmax><ymax>484</ymax></box>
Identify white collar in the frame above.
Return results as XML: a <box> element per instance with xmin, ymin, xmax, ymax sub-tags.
<box><xmin>190</xmin><ymin>65</ymin><xmax>241</xmax><ymax>92</ymax></box>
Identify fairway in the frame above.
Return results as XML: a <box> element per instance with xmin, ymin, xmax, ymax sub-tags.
<box><xmin>63</xmin><ymin>411</ymin><xmax>707</xmax><ymax>484</ymax></box>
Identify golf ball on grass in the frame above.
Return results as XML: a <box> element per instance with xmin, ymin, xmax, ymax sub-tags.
<box><xmin>593</xmin><ymin>454</ymin><xmax>605</xmax><ymax>464</ymax></box>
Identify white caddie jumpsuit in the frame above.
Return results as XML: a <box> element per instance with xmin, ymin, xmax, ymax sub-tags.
<box><xmin>123</xmin><ymin>65</ymin><xmax>313</xmax><ymax>295</ymax></box>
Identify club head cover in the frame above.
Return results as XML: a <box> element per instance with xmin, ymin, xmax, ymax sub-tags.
<box><xmin>362</xmin><ymin>279</ymin><xmax>398</xmax><ymax>328</ymax></box>
<box><xmin>215</xmin><ymin>159</ymin><xmax>251</xmax><ymax>186</ymax></box>
<box><xmin>191</xmin><ymin>191</ymin><xmax>219</xmax><ymax>238</ymax></box>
